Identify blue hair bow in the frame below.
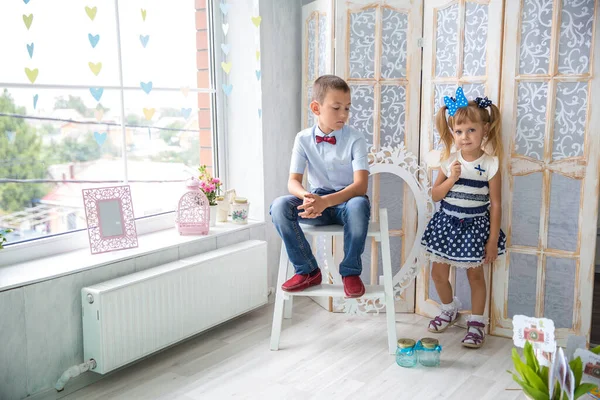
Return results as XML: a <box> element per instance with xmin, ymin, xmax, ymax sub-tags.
<box><xmin>443</xmin><ymin>87</ymin><xmax>469</xmax><ymax>117</ymax></box>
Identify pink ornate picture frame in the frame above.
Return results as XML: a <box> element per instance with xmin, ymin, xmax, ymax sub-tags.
<box><xmin>82</xmin><ymin>185</ymin><xmax>138</xmax><ymax>255</ymax></box>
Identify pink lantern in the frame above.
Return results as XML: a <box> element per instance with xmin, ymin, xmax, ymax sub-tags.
<box><xmin>176</xmin><ymin>177</ymin><xmax>210</xmax><ymax>235</ymax></box>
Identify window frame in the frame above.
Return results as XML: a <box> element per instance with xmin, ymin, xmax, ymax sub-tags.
<box><xmin>0</xmin><ymin>0</ymin><xmax>223</xmax><ymax>263</ymax></box>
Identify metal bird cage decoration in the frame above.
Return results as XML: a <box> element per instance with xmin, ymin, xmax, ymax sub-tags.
<box><xmin>176</xmin><ymin>177</ymin><xmax>210</xmax><ymax>235</ymax></box>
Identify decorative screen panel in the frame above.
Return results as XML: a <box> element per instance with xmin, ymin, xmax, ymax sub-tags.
<box><xmin>552</xmin><ymin>82</ymin><xmax>588</xmax><ymax>160</ymax></box>
<box><xmin>557</xmin><ymin>0</ymin><xmax>595</xmax><ymax>75</ymax></box>
<box><xmin>337</xmin><ymin>0</ymin><xmax>422</xmax><ymax>313</ymax></box>
<box><xmin>511</xmin><ymin>173</ymin><xmax>543</xmax><ymax>247</ymax></box>
<box><xmin>544</xmin><ymin>257</ymin><xmax>576</xmax><ymax>329</ymax></box>
<box><xmin>302</xmin><ymin>2</ymin><xmax>333</xmax><ymax>130</ymax></box>
<box><xmin>492</xmin><ymin>0</ymin><xmax>599</xmax><ymax>343</ymax></box>
<box><xmin>417</xmin><ymin>0</ymin><xmax>503</xmax><ymax>325</ymax></box>
<box><xmin>547</xmin><ymin>174</ymin><xmax>581</xmax><ymax>252</ymax></box>
<box><xmin>519</xmin><ymin>0</ymin><xmax>553</xmax><ymax>75</ymax></box>
<box><xmin>349</xmin><ymin>84</ymin><xmax>375</xmax><ymax>141</ymax></box>
<box><xmin>462</xmin><ymin>2</ymin><xmax>488</xmax><ymax>77</ymax></box>
<box><xmin>349</xmin><ymin>9</ymin><xmax>376</xmax><ymax>79</ymax></box>
<box><xmin>515</xmin><ymin>81</ymin><xmax>548</xmax><ymax>160</ymax></box>
<box><xmin>308</xmin><ymin>16</ymin><xmax>317</xmax><ymax>81</ymax></box>
<box><xmin>455</xmin><ymin>268</ymin><xmax>472</xmax><ymax>311</ymax></box>
<box><xmin>435</xmin><ymin>4</ymin><xmax>458</xmax><ymax>78</ymax></box>
<box><xmin>380</xmin><ymin>85</ymin><xmax>406</xmax><ymax>147</ymax></box>
<box><xmin>381</xmin><ymin>8</ymin><xmax>408</xmax><ymax>79</ymax></box>
<box><xmin>508</xmin><ymin>253</ymin><xmax>538</xmax><ymax>318</ymax></box>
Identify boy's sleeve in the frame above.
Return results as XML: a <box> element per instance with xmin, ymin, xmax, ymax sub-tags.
<box><xmin>289</xmin><ymin>135</ymin><xmax>308</xmax><ymax>174</ymax></box>
<box><xmin>351</xmin><ymin>135</ymin><xmax>369</xmax><ymax>171</ymax></box>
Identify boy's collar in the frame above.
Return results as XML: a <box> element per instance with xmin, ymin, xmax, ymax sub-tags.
<box><xmin>315</xmin><ymin>124</ymin><xmax>342</xmax><ymax>136</ymax></box>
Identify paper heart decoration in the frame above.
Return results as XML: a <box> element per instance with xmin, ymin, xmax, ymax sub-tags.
<box><xmin>141</xmin><ymin>8</ymin><xmax>147</xmax><ymax>21</ymax></box>
<box><xmin>6</xmin><ymin>131</ymin><xmax>16</xmax><ymax>144</ymax></box>
<box><xmin>181</xmin><ymin>108</ymin><xmax>192</xmax><ymax>119</ymax></box>
<box><xmin>256</xmin><ymin>50</ymin><xmax>260</xmax><ymax>61</ymax></box>
<box><xmin>221</xmin><ymin>43</ymin><xmax>231</xmax><ymax>55</ymax></box>
<box><xmin>33</xmin><ymin>94</ymin><xmax>38</xmax><ymax>109</ymax></box>
<box><xmin>88</xmin><ymin>62</ymin><xmax>102</xmax><ymax>76</ymax></box>
<box><xmin>90</xmin><ymin>87</ymin><xmax>104</xmax><ymax>102</ymax></box>
<box><xmin>219</xmin><ymin>3</ymin><xmax>231</xmax><ymax>15</ymax></box>
<box><xmin>139</xmin><ymin>35</ymin><xmax>149</xmax><ymax>48</ymax></box>
<box><xmin>23</xmin><ymin>14</ymin><xmax>33</xmax><ymax>30</ymax></box>
<box><xmin>251</xmin><ymin>16</ymin><xmax>262</xmax><ymax>28</ymax></box>
<box><xmin>140</xmin><ymin>81</ymin><xmax>153</xmax><ymax>94</ymax></box>
<box><xmin>222</xmin><ymin>23</ymin><xmax>229</xmax><ymax>35</ymax></box>
<box><xmin>143</xmin><ymin>108</ymin><xmax>155</xmax><ymax>120</ymax></box>
<box><xmin>94</xmin><ymin>131</ymin><xmax>107</xmax><ymax>146</ymax></box>
<box><xmin>85</xmin><ymin>6</ymin><xmax>97</xmax><ymax>21</ymax></box>
<box><xmin>88</xmin><ymin>34</ymin><xmax>100</xmax><ymax>48</ymax></box>
<box><xmin>180</xmin><ymin>86</ymin><xmax>190</xmax><ymax>97</ymax></box>
<box><xmin>222</xmin><ymin>84</ymin><xmax>233</xmax><ymax>96</ymax></box>
<box><xmin>94</xmin><ymin>109</ymin><xmax>104</xmax><ymax>121</ymax></box>
<box><xmin>27</xmin><ymin>43</ymin><xmax>34</xmax><ymax>58</ymax></box>
<box><xmin>25</xmin><ymin>68</ymin><xmax>38</xmax><ymax>83</ymax></box>
<box><xmin>221</xmin><ymin>62</ymin><xmax>232</xmax><ymax>74</ymax></box>
<box><xmin>255</xmin><ymin>70</ymin><xmax>261</xmax><ymax>80</ymax></box>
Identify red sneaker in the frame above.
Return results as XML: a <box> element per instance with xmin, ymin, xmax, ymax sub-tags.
<box><xmin>342</xmin><ymin>275</ymin><xmax>365</xmax><ymax>298</ymax></box>
<box><xmin>281</xmin><ymin>269</ymin><xmax>322</xmax><ymax>292</ymax></box>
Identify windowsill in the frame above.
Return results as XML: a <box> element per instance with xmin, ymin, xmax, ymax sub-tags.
<box><xmin>0</xmin><ymin>219</ymin><xmax>265</xmax><ymax>293</ymax></box>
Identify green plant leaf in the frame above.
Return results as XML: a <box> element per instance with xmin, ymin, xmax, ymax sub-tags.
<box><xmin>512</xmin><ymin>349</ymin><xmax>529</xmax><ymax>381</ymax></box>
<box><xmin>512</xmin><ymin>348</ymin><xmax>547</xmax><ymax>392</ymax></box>
<box><xmin>511</xmin><ymin>374</ymin><xmax>550</xmax><ymax>400</ymax></box>
<box><xmin>522</xmin><ymin>365</ymin><xmax>550</xmax><ymax>393</ymax></box>
<box><xmin>569</xmin><ymin>357</ymin><xmax>583</xmax><ymax>388</ymax></box>
<box><xmin>574</xmin><ymin>383</ymin><xmax>597</xmax><ymax>399</ymax></box>
<box><xmin>541</xmin><ymin>366</ymin><xmax>549</xmax><ymax>387</ymax></box>
<box><xmin>524</xmin><ymin>341</ymin><xmax>540</xmax><ymax>375</ymax></box>
<box><xmin>591</xmin><ymin>345</ymin><xmax>600</xmax><ymax>355</ymax></box>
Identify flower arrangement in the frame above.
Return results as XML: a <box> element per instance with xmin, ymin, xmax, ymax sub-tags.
<box><xmin>198</xmin><ymin>165</ymin><xmax>222</xmax><ymax>206</ymax></box>
<box><xmin>508</xmin><ymin>341</ymin><xmax>599</xmax><ymax>400</ymax></box>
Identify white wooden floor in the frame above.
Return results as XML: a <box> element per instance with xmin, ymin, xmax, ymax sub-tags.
<box><xmin>56</xmin><ymin>298</ymin><xmax>526</xmax><ymax>400</ymax></box>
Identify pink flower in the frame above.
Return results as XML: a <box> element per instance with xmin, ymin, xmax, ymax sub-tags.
<box><xmin>212</xmin><ymin>178</ymin><xmax>221</xmax><ymax>184</ymax></box>
<box><xmin>208</xmin><ymin>183</ymin><xmax>216</xmax><ymax>192</ymax></box>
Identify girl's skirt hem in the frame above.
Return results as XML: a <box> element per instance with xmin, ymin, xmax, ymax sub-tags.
<box><xmin>422</xmin><ymin>246</ymin><xmax>506</xmax><ymax>269</ymax></box>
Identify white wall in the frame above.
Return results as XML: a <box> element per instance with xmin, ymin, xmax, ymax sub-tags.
<box><xmin>259</xmin><ymin>0</ymin><xmax>302</xmax><ymax>286</ymax></box>
<box><xmin>0</xmin><ymin>227</ymin><xmax>265</xmax><ymax>400</ymax></box>
<box><xmin>226</xmin><ymin>0</ymin><xmax>302</xmax><ymax>287</ymax></box>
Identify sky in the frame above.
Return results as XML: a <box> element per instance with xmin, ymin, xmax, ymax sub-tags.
<box><xmin>0</xmin><ymin>0</ymin><xmax>202</xmax><ymax>114</ymax></box>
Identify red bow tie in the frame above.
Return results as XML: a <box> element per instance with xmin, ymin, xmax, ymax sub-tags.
<box><xmin>316</xmin><ymin>135</ymin><xmax>336</xmax><ymax>145</ymax></box>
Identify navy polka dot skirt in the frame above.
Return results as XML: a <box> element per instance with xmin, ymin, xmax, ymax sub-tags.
<box><xmin>420</xmin><ymin>210</ymin><xmax>506</xmax><ymax>268</ymax></box>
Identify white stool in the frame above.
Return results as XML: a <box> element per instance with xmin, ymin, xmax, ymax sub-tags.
<box><xmin>269</xmin><ymin>208</ymin><xmax>397</xmax><ymax>355</ymax></box>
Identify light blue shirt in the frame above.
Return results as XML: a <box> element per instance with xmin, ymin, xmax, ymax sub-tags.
<box><xmin>289</xmin><ymin>125</ymin><xmax>369</xmax><ymax>191</ymax></box>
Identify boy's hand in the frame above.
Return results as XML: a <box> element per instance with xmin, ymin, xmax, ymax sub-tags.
<box><xmin>298</xmin><ymin>193</ymin><xmax>327</xmax><ymax>218</ymax></box>
<box><xmin>484</xmin><ymin>241</ymin><xmax>498</xmax><ymax>264</ymax></box>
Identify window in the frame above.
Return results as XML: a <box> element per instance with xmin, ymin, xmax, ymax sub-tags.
<box><xmin>0</xmin><ymin>0</ymin><xmax>217</xmax><ymax>246</ymax></box>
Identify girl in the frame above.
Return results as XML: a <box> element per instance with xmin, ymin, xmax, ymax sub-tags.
<box><xmin>421</xmin><ymin>87</ymin><xmax>506</xmax><ymax>349</ymax></box>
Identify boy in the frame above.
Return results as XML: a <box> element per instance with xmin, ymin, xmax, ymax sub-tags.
<box><xmin>270</xmin><ymin>75</ymin><xmax>370</xmax><ymax>298</ymax></box>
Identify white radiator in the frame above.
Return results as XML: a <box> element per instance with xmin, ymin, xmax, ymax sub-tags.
<box><xmin>81</xmin><ymin>240</ymin><xmax>267</xmax><ymax>374</ymax></box>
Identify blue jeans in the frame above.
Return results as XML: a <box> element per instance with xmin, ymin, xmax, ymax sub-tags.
<box><xmin>270</xmin><ymin>188</ymin><xmax>370</xmax><ymax>277</ymax></box>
